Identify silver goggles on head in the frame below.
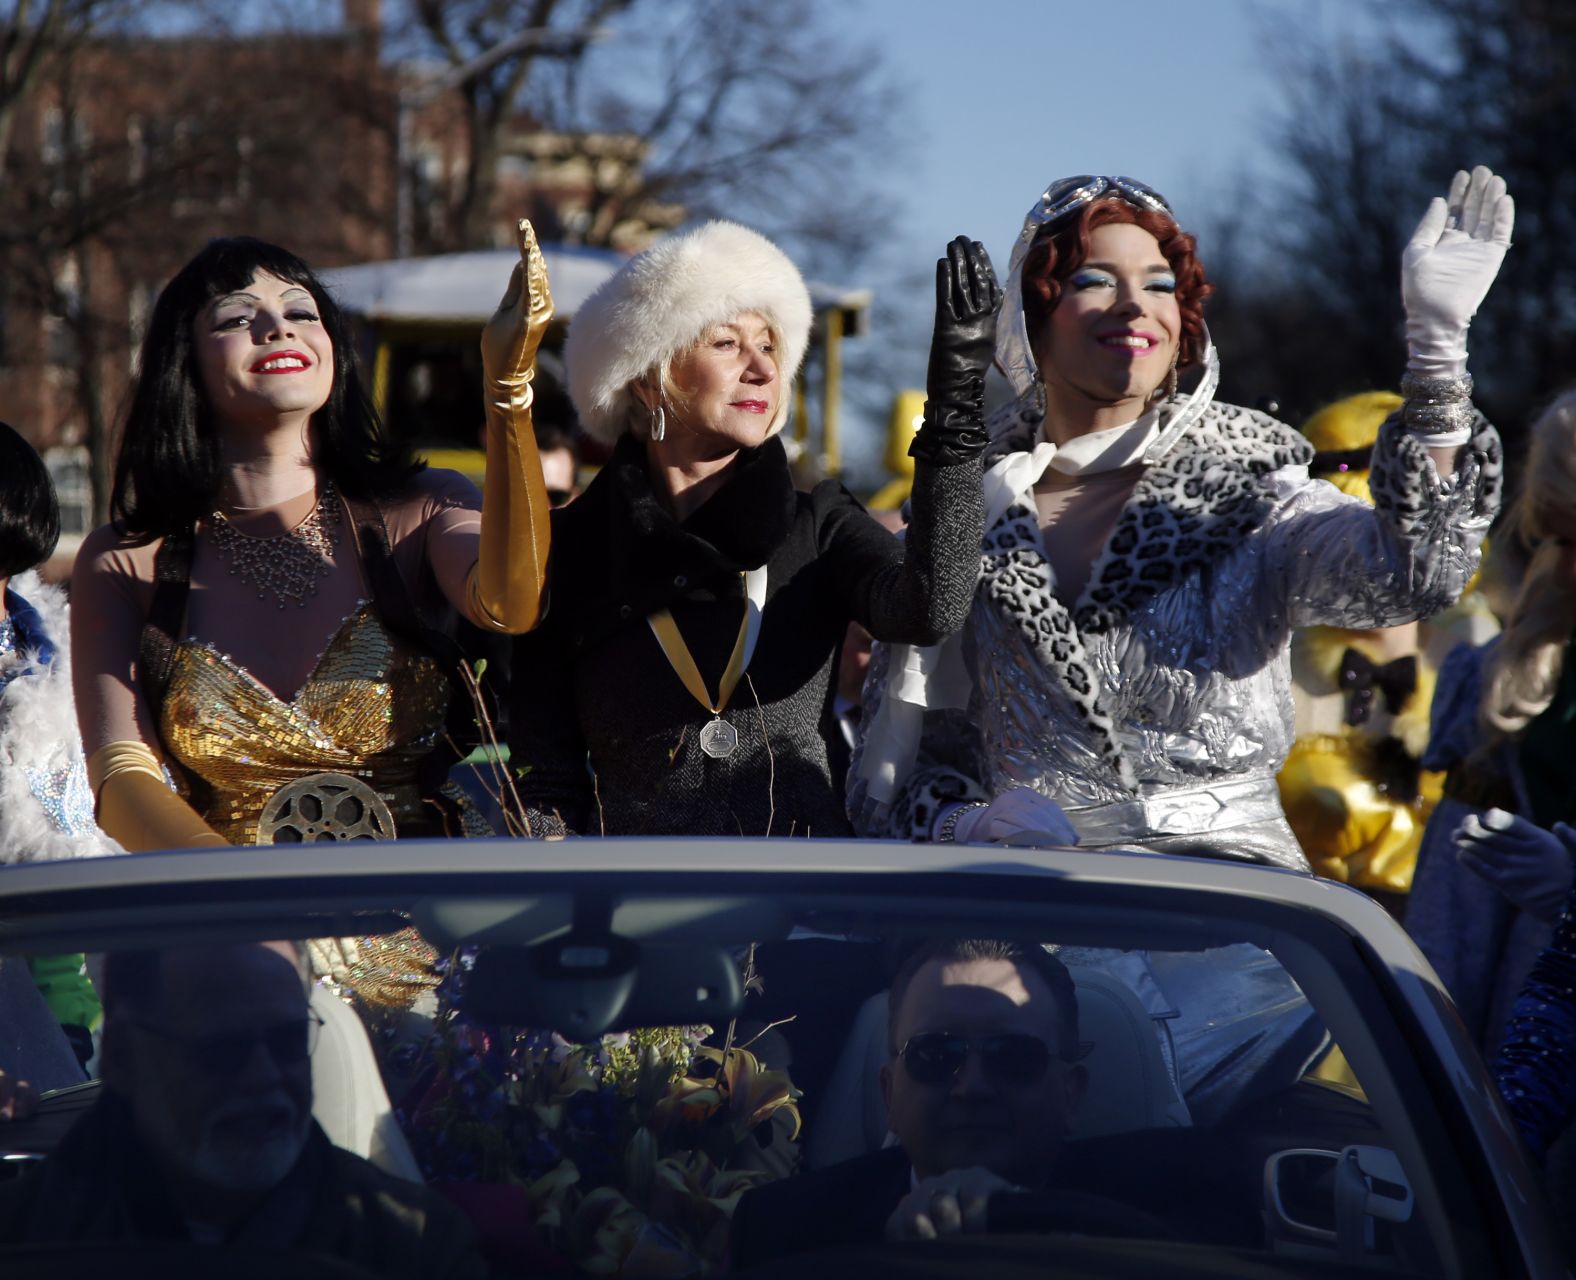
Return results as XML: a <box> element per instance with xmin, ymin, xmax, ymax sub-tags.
<box><xmin>995</xmin><ymin>175</ymin><xmax>1219</xmax><ymax>461</ymax></box>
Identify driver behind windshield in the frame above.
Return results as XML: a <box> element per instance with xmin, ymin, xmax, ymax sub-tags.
<box><xmin>732</xmin><ymin>939</ymin><xmax>1154</xmax><ymax>1263</ymax></box>
<box><xmin>0</xmin><ymin>940</ymin><xmax>483</xmax><ymax>1277</ymax></box>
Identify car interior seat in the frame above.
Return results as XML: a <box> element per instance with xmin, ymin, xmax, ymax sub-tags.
<box><xmin>805</xmin><ymin>966</ymin><xmax>1190</xmax><ymax>1171</ymax></box>
<box><xmin>309</xmin><ymin>984</ymin><xmax>423</xmax><ymax>1182</ymax></box>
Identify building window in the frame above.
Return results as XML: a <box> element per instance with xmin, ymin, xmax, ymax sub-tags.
<box><xmin>128</xmin><ymin>282</ymin><xmax>153</xmax><ymax>373</ymax></box>
<box><xmin>127</xmin><ymin>115</ymin><xmax>144</xmax><ymax>183</ymax></box>
<box><xmin>46</xmin><ymin>259</ymin><xmax>81</xmax><ymax>367</ymax></box>
<box><xmin>44</xmin><ymin>447</ymin><xmax>92</xmax><ymax>538</ymax></box>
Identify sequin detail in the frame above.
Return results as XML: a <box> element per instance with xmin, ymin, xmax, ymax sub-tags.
<box><xmin>25</xmin><ymin>756</ymin><xmax>98</xmax><ymax>837</ymax></box>
<box><xmin>159</xmin><ymin>602</ymin><xmax>450</xmax><ymax>844</ymax></box>
<box><xmin>209</xmin><ymin>482</ymin><xmax>343</xmax><ymax>609</ymax></box>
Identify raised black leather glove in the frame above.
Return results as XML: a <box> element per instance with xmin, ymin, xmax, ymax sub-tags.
<box><xmin>910</xmin><ymin>236</ymin><xmax>1003</xmax><ymax>465</ymax></box>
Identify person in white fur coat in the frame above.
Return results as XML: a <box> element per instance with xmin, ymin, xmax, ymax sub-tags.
<box><xmin>0</xmin><ymin>421</ymin><xmax>119</xmax><ymax>1095</ymax></box>
<box><xmin>0</xmin><ymin>431</ymin><xmax>119</xmax><ymax>863</ymax></box>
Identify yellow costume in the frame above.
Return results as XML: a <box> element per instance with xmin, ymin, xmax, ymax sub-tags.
<box><xmin>1278</xmin><ymin>627</ymin><xmax>1444</xmax><ymax>892</ymax></box>
<box><xmin>1277</xmin><ymin>392</ymin><xmax>1478</xmax><ymax>896</ymax></box>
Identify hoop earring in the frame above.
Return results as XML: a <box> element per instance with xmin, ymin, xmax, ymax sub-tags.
<box><xmin>649</xmin><ymin>404</ymin><xmax>666</xmax><ymax>443</ymax></box>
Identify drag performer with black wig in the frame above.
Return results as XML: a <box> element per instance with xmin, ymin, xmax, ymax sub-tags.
<box><xmin>506</xmin><ymin>220</ymin><xmax>988</xmax><ymax>837</ymax></box>
<box><xmin>853</xmin><ymin>169</ymin><xmax>1511</xmax><ymax>869</ymax></box>
<box><xmin>72</xmin><ymin>222</ymin><xmax>556</xmax><ymax>856</ymax></box>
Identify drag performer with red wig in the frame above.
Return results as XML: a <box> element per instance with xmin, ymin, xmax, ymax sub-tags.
<box><xmin>849</xmin><ymin>168</ymin><xmax>1512</xmax><ymax>1123</ymax></box>
<box><xmin>853</xmin><ymin>170</ymin><xmax>1512</xmax><ymax>870</ymax></box>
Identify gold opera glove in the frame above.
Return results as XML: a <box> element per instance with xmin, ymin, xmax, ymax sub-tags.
<box><xmin>466</xmin><ymin>218</ymin><xmax>555</xmax><ymax>634</ymax></box>
<box><xmin>87</xmin><ymin>740</ymin><xmax>228</xmax><ymax>851</ymax></box>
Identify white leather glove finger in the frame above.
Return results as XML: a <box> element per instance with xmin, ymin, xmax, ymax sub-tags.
<box><xmin>952</xmin><ymin>788</ymin><xmax>1078</xmax><ymax>847</ymax></box>
<box><xmin>1401</xmin><ymin>166</ymin><xmax>1514</xmax><ymax>374</ymax></box>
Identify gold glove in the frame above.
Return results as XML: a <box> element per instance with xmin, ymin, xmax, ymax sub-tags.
<box><xmin>466</xmin><ymin>218</ymin><xmax>555</xmax><ymax>634</ymax></box>
<box><xmin>88</xmin><ymin>740</ymin><xmax>228</xmax><ymax>851</ymax></box>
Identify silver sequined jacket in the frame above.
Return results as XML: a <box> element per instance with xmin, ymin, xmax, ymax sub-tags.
<box><xmin>849</xmin><ymin>392</ymin><xmax>1502</xmax><ymax>869</ymax></box>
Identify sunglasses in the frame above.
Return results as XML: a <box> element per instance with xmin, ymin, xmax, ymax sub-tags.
<box><xmin>1026</xmin><ymin>175</ymin><xmax>1173</xmax><ymax>233</ymax></box>
<box><xmin>132</xmin><ymin>1011</ymin><xmax>324</xmax><ymax>1078</ymax></box>
<box><xmin>899</xmin><ymin>1031</ymin><xmax>1077</xmax><ymax>1088</ymax></box>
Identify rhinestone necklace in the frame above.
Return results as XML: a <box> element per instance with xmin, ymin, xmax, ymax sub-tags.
<box><xmin>208</xmin><ymin>481</ymin><xmax>342</xmax><ymax>610</ymax></box>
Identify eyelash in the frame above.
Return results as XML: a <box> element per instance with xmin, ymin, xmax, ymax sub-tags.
<box><xmin>214</xmin><ymin>309</ymin><xmax>320</xmax><ymax>330</ymax></box>
<box><xmin>1069</xmin><ymin>274</ymin><xmax>1177</xmax><ymax>294</ymax></box>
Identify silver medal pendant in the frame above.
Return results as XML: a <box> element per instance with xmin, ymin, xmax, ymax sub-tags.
<box><xmin>698</xmin><ymin>716</ymin><xmax>739</xmax><ymax>759</ymax></box>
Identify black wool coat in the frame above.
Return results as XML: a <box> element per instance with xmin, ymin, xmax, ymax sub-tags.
<box><xmin>507</xmin><ymin>433</ymin><xmax>981</xmax><ymax>838</ymax></box>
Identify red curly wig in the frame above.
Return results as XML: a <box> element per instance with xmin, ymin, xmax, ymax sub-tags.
<box><xmin>1021</xmin><ymin>199</ymin><xmax>1213</xmax><ymax>370</ymax></box>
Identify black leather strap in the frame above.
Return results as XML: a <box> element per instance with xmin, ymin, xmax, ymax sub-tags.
<box><xmin>138</xmin><ymin>527</ymin><xmax>195</xmax><ymax>716</ymax></box>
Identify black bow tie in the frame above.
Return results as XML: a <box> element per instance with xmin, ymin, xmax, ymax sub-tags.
<box><xmin>1338</xmin><ymin>649</ymin><xmax>1418</xmax><ymax>726</ymax></box>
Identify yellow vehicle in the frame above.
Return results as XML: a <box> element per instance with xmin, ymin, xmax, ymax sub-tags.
<box><xmin>321</xmin><ymin>244</ymin><xmax>869</xmax><ymax>483</ymax></box>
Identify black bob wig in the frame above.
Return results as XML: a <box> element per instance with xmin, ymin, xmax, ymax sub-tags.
<box><xmin>0</xmin><ymin>420</ymin><xmax>61</xmax><ymax>578</ymax></box>
<box><xmin>110</xmin><ymin>237</ymin><xmax>419</xmax><ymax>537</ymax></box>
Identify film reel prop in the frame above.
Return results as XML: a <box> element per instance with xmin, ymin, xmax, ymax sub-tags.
<box><xmin>258</xmin><ymin>772</ymin><xmax>396</xmax><ymax>844</ymax></box>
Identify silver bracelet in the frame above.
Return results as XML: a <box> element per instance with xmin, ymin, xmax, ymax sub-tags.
<box><xmin>1400</xmin><ymin>370</ymin><xmax>1473</xmax><ymax>404</ymax></box>
<box><xmin>936</xmin><ymin>801</ymin><xmax>988</xmax><ymax>843</ymax></box>
<box><xmin>1403</xmin><ymin>400</ymin><xmax>1475</xmax><ymax>439</ymax></box>
<box><xmin>1400</xmin><ymin>370</ymin><xmax>1474</xmax><ymax>439</ymax></box>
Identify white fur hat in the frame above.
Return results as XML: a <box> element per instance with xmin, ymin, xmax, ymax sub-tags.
<box><xmin>565</xmin><ymin>220</ymin><xmax>813</xmax><ymax>444</ymax></box>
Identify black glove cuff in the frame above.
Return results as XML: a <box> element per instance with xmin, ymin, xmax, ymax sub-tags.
<box><xmin>910</xmin><ymin>408</ymin><xmax>989</xmax><ymax>465</ymax></box>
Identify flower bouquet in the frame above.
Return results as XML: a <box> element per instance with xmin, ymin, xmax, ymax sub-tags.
<box><xmin>406</xmin><ymin>952</ymin><xmax>802</xmax><ymax>1276</ymax></box>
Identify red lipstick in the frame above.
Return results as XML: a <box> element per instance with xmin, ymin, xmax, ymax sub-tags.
<box><xmin>249</xmin><ymin>349</ymin><xmax>312</xmax><ymax>374</ymax></box>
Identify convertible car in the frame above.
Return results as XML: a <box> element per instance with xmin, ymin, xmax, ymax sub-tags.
<box><xmin>0</xmin><ymin>839</ymin><xmax>1566</xmax><ymax>1278</ymax></box>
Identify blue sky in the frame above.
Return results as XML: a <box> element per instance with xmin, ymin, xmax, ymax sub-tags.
<box><xmin>824</xmin><ymin>0</ymin><xmax>1388</xmax><ymax>475</ymax></box>
<box><xmin>837</xmin><ymin>0</ymin><xmax>1381</xmax><ymax>275</ymax></box>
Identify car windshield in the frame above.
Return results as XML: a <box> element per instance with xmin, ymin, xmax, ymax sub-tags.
<box><xmin>0</xmin><ymin>844</ymin><xmax>1541</xmax><ymax>1278</ymax></box>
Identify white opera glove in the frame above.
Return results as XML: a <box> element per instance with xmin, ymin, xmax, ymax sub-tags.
<box><xmin>936</xmin><ymin>787</ymin><xmax>1079</xmax><ymax>847</ymax></box>
<box><xmin>1454</xmin><ymin>809</ymin><xmax>1575</xmax><ymax>924</ymax></box>
<box><xmin>1401</xmin><ymin>166</ymin><xmax>1514</xmax><ymax>377</ymax></box>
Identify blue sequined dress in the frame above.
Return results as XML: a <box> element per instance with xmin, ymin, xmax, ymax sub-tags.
<box><xmin>1496</xmin><ymin>887</ymin><xmax>1576</xmax><ymax>1164</ymax></box>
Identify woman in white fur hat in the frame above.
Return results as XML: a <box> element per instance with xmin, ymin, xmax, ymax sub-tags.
<box><xmin>507</xmin><ymin>221</ymin><xmax>994</xmax><ymax>836</ymax></box>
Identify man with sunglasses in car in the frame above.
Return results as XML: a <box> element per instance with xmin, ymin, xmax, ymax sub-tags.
<box><xmin>0</xmin><ymin>940</ymin><xmax>483</xmax><ymax>1277</ymax></box>
<box><xmin>732</xmin><ymin>938</ymin><xmax>1168</xmax><ymax>1263</ymax></box>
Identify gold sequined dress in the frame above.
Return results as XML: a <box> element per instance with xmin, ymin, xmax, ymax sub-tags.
<box><xmin>160</xmin><ymin>601</ymin><xmax>450</xmax><ymax>843</ymax></box>
<box><xmin>160</xmin><ymin>601</ymin><xmax>451</xmax><ymax>1009</ymax></box>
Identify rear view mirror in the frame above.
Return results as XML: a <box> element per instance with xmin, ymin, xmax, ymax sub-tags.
<box><xmin>464</xmin><ymin>937</ymin><xmax>745</xmax><ymax>1039</ymax></box>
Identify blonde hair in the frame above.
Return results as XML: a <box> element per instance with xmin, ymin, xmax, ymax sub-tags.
<box><xmin>622</xmin><ymin>314</ymin><xmax>789</xmax><ymax>440</ymax></box>
<box><xmin>1481</xmin><ymin>388</ymin><xmax>1576</xmax><ymax>738</ymax></box>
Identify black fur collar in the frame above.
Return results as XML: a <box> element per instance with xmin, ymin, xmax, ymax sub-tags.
<box><xmin>560</xmin><ymin>432</ymin><xmax>798</xmax><ymax>637</ymax></box>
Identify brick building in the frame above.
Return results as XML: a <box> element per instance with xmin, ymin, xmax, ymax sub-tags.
<box><xmin>0</xmin><ymin>0</ymin><xmax>679</xmax><ymax>562</ymax></box>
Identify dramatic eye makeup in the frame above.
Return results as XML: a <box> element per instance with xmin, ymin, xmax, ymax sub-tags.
<box><xmin>1068</xmin><ymin>269</ymin><xmax>1117</xmax><ymax>290</ymax></box>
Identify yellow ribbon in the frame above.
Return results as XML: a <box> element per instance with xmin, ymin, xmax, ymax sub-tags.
<box><xmin>646</xmin><ymin>567</ymin><xmax>766</xmax><ymax>717</ymax></box>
